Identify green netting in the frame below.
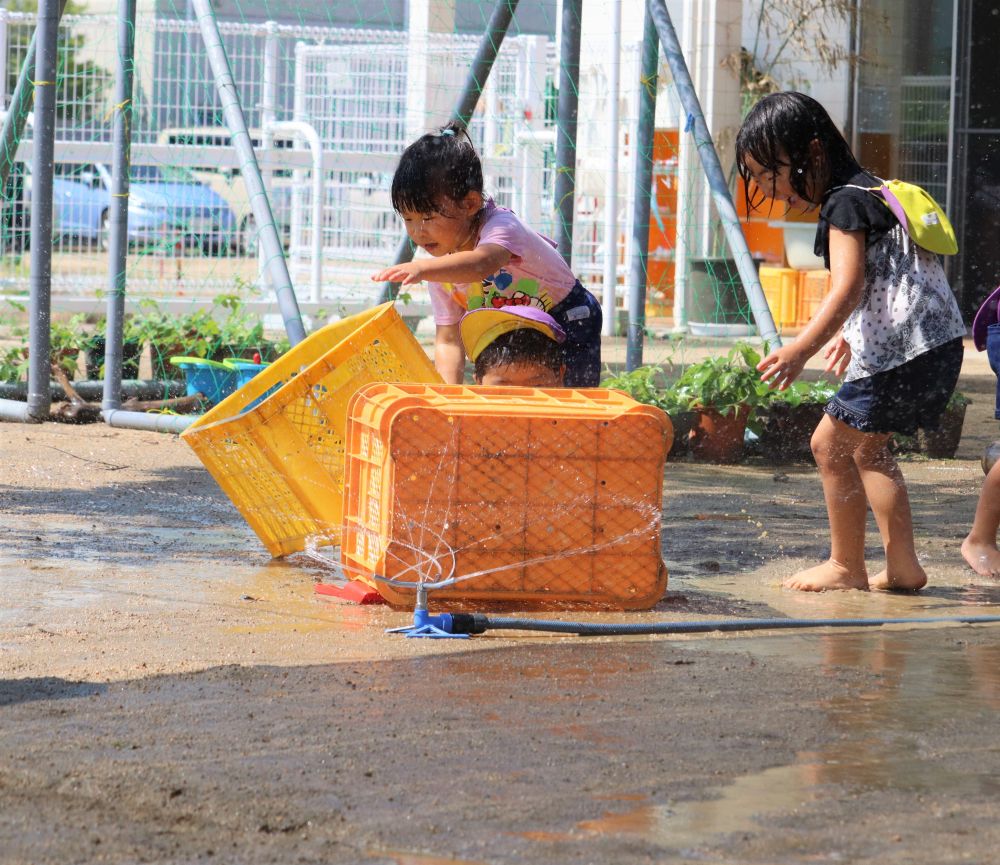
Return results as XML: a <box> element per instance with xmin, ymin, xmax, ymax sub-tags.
<box><xmin>0</xmin><ymin>0</ymin><xmax>942</xmax><ymax>398</ymax></box>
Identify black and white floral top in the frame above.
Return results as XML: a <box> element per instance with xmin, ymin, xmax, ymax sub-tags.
<box><xmin>816</xmin><ymin>169</ymin><xmax>966</xmax><ymax>382</ymax></box>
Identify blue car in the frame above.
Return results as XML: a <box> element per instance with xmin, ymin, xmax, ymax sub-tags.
<box><xmin>50</xmin><ymin>162</ymin><xmax>237</xmax><ymax>253</ymax></box>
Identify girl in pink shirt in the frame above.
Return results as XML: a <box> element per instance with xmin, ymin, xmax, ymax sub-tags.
<box><xmin>372</xmin><ymin>123</ymin><xmax>602</xmax><ymax>386</ymax></box>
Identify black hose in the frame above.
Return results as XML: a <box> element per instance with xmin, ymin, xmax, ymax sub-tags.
<box><xmin>448</xmin><ymin>613</ymin><xmax>1000</xmax><ymax>637</ymax></box>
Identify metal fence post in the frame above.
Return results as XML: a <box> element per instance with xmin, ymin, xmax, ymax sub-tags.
<box><xmin>626</xmin><ymin>2</ymin><xmax>657</xmax><ymax>372</ymax></box>
<box><xmin>102</xmin><ymin>0</ymin><xmax>136</xmax><ymax>414</ymax></box>
<box><xmin>647</xmin><ymin>0</ymin><xmax>780</xmax><ymax>347</ymax></box>
<box><xmin>191</xmin><ymin>0</ymin><xmax>306</xmax><ymax>346</ymax></box>
<box><xmin>25</xmin><ymin>0</ymin><xmax>60</xmax><ymax>421</ymax></box>
<box><xmin>553</xmin><ymin>0</ymin><xmax>582</xmax><ymax>265</ymax></box>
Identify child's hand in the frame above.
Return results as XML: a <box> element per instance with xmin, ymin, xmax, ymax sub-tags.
<box><xmin>823</xmin><ymin>336</ymin><xmax>851</xmax><ymax>377</ymax></box>
<box><xmin>757</xmin><ymin>344</ymin><xmax>807</xmax><ymax>391</ymax></box>
<box><xmin>371</xmin><ymin>261</ymin><xmax>426</xmax><ymax>285</ymax></box>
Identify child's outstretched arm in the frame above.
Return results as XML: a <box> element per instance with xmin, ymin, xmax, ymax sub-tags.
<box><xmin>757</xmin><ymin>227</ymin><xmax>866</xmax><ymax>390</ymax></box>
<box><xmin>434</xmin><ymin>323</ymin><xmax>466</xmax><ymax>384</ymax></box>
<box><xmin>372</xmin><ymin>244</ymin><xmax>511</xmax><ymax>287</ymax></box>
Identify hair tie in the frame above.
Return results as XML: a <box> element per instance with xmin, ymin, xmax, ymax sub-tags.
<box><xmin>441</xmin><ymin>128</ymin><xmax>455</xmax><ymax>137</ymax></box>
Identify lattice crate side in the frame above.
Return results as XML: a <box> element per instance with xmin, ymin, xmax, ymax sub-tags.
<box><xmin>193</xmin><ymin>424</ymin><xmax>324</xmax><ymax>557</ymax></box>
<box><xmin>797</xmin><ymin>270</ymin><xmax>831</xmax><ymax>326</ymax></box>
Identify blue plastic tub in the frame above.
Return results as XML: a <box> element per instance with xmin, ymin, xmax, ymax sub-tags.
<box><xmin>169</xmin><ymin>357</ymin><xmax>237</xmax><ymax>407</ymax></box>
<box><xmin>223</xmin><ymin>359</ymin><xmax>279</xmax><ymax>412</ymax></box>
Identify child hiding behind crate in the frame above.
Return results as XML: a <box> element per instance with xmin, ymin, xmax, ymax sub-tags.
<box><xmin>459</xmin><ymin>305</ymin><xmax>567</xmax><ymax>388</ymax></box>
<box><xmin>372</xmin><ymin>122</ymin><xmax>601</xmax><ymax>387</ymax></box>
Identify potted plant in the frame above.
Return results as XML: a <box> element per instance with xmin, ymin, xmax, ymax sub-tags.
<box><xmin>917</xmin><ymin>391</ymin><xmax>970</xmax><ymax>459</ymax></box>
<box><xmin>755</xmin><ymin>378</ymin><xmax>837</xmax><ymax>464</ymax></box>
<box><xmin>670</xmin><ymin>342</ymin><xmax>770</xmax><ymax>463</ymax></box>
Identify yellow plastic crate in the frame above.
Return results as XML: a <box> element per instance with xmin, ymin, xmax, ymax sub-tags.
<box><xmin>341</xmin><ymin>382</ymin><xmax>672</xmax><ymax>609</ymax></box>
<box><xmin>759</xmin><ymin>266</ymin><xmax>800</xmax><ymax>329</ymax></box>
<box><xmin>181</xmin><ymin>302</ymin><xmax>441</xmax><ymax>557</ymax></box>
<box><xmin>797</xmin><ymin>269</ymin><xmax>830</xmax><ymax>326</ymax></box>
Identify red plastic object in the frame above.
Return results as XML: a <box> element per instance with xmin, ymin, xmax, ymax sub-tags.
<box><xmin>314</xmin><ymin>580</ymin><xmax>387</xmax><ymax>605</ymax></box>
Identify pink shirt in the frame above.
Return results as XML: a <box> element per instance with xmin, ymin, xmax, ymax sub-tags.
<box><xmin>428</xmin><ymin>201</ymin><xmax>578</xmax><ymax>325</ymax></box>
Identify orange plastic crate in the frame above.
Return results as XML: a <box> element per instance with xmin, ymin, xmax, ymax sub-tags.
<box><xmin>341</xmin><ymin>383</ymin><xmax>672</xmax><ymax>609</ymax></box>
<box><xmin>759</xmin><ymin>266</ymin><xmax>800</xmax><ymax>329</ymax></box>
<box><xmin>797</xmin><ymin>269</ymin><xmax>830</xmax><ymax>326</ymax></box>
<box><xmin>181</xmin><ymin>302</ymin><xmax>441</xmax><ymax>557</ymax></box>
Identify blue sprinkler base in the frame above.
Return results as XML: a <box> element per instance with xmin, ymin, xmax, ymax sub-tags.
<box><xmin>386</xmin><ymin>608</ymin><xmax>468</xmax><ymax>639</ymax></box>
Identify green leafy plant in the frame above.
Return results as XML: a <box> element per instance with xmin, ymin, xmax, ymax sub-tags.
<box><xmin>0</xmin><ymin>300</ymin><xmax>91</xmax><ymax>379</ymax></box>
<box><xmin>763</xmin><ymin>377</ymin><xmax>837</xmax><ymax>408</ymax></box>
<box><xmin>601</xmin><ymin>365</ymin><xmax>687</xmax><ymax>413</ymax></box>
<box><xmin>947</xmin><ymin>390</ymin><xmax>970</xmax><ymax>410</ymax></box>
<box><xmin>670</xmin><ymin>342</ymin><xmax>771</xmax><ymax>416</ymax></box>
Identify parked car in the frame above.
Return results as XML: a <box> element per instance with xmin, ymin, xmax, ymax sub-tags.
<box><xmin>157</xmin><ymin>127</ymin><xmax>294</xmax><ymax>254</ymax></box>
<box><xmin>45</xmin><ymin>161</ymin><xmax>237</xmax><ymax>253</ymax></box>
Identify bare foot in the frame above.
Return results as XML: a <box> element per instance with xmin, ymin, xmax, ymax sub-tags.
<box><xmin>783</xmin><ymin>560</ymin><xmax>869</xmax><ymax>592</ymax></box>
<box><xmin>961</xmin><ymin>537</ymin><xmax>1000</xmax><ymax>578</ymax></box>
<box><xmin>869</xmin><ymin>562</ymin><xmax>928</xmax><ymax>592</ymax></box>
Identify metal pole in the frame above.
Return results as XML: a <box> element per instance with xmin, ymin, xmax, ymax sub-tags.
<box><xmin>553</xmin><ymin>0</ymin><xmax>582</xmax><ymax>264</ymax></box>
<box><xmin>0</xmin><ymin>0</ymin><xmax>67</xmax><ymax>194</ymax></box>
<box><xmin>379</xmin><ymin>0</ymin><xmax>521</xmax><ymax>303</ymax></box>
<box><xmin>601</xmin><ymin>0</ymin><xmax>622</xmax><ymax>337</ymax></box>
<box><xmin>647</xmin><ymin>0</ymin><xmax>780</xmax><ymax>347</ymax></box>
<box><xmin>102</xmin><ymin>0</ymin><xmax>136</xmax><ymax>415</ymax></box>
<box><xmin>25</xmin><ymin>0</ymin><xmax>60</xmax><ymax>421</ymax></box>
<box><xmin>259</xmin><ymin>21</ymin><xmax>278</xmax><ymax>287</ymax></box>
<box><xmin>191</xmin><ymin>0</ymin><xmax>306</xmax><ymax>346</ymax></box>
<box><xmin>452</xmin><ymin>0</ymin><xmax>521</xmax><ymax>127</ymax></box>
<box><xmin>626</xmin><ymin>2</ymin><xmax>657</xmax><ymax>371</ymax></box>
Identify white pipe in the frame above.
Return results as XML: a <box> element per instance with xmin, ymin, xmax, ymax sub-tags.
<box><xmin>672</xmin><ymin>0</ymin><xmax>696</xmax><ymax>332</ymax></box>
<box><xmin>266</xmin><ymin>119</ymin><xmax>324</xmax><ymax>303</ymax></box>
<box><xmin>601</xmin><ymin>0</ymin><xmax>622</xmax><ymax>337</ymax></box>
<box><xmin>102</xmin><ymin>409</ymin><xmax>196</xmax><ymax>434</ymax></box>
<box><xmin>0</xmin><ymin>397</ymin><xmax>33</xmax><ymax>423</ymax></box>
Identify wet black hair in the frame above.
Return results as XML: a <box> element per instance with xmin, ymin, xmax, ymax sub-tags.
<box><xmin>474</xmin><ymin>328</ymin><xmax>565</xmax><ymax>382</ymax></box>
<box><xmin>735</xmin><ymin>91</ymin><xmax>861</xmax><ymax>214</ymax></box>
<box><xmin>390</xmin><ymin>121</ymin><xmax>484</xmax><ymax>215</ymax></box>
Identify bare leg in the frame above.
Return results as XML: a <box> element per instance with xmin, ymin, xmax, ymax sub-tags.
<box><xmin>855</xmin><ymin>435</ymin><xmax>927</xmax><ymax>591</ymax></box>
<box><xmin>784</xmin><ymin>415</ymin><xmax>870</xmax><ymax>592</ymax></box>
<box><xmin>961</xmin><ymin>461</ymin><xmax>1000</xmax><ymax>578</ymax></box>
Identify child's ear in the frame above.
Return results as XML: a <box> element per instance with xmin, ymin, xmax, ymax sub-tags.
<box><xmin>462</xmin><ymin>190</ymin><xmax>484</xmax><ymax>215</ymax></box>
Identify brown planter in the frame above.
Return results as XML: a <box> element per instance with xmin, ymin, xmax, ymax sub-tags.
<box><xmin>917</xmin><ymin>403</ymin><xmax>967</xmax><ymax>459</ymax></box>
<box><xmin>757</xmin><ymin>402</ymin><xmax>826</xmax><ymax>464</ymax></box>
<box><xmin>689</xmin><ymin>405</ymin><xmax>750</xmax><ymax>464</ymax></box>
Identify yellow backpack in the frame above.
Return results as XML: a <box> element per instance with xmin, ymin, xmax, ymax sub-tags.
<box><xmin>866</xmin><ymin>180</ymin><xmax>958</xmax><ymax>255</ymax></box>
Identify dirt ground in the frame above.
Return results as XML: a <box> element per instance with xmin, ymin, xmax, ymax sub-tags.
<box><xmin>2</xmin><ymin>337</ymin><xmax>1000</xmax><ymax>865</ymax></box>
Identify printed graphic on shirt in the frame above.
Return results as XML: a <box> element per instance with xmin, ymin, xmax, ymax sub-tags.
<box><xmin>463</xmin><ymin>269</ymin><xmax>555</xmax><ymax>312</ymax></box>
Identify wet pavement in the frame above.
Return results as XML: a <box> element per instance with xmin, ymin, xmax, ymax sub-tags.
<box><xmin>1</xmin><ymin>342</ymin><xmax>1000</xmax><ymax>863</ymax></box>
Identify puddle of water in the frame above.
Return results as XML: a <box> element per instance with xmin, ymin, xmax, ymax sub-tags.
<box><xmin>577</xmin><ymin>763</ymin><xmax>816</xmax><ymax>849</ymax></box>
<box><xmin>523</xmin><ymin>630</ymin><xmax>1000</xmax><ymax>851</ymax></box>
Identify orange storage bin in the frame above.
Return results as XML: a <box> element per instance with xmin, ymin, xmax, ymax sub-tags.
<box><xmin>181</xmin><ymin>302</ymin><xmax>441</xmax><ymax>557</ymax></box>
<box><xmin>759</xmin><ymin>266</ymin><xmax>800</xmax><ymax>330</ymax></box>
<box><xmin>341</xmin><ymin>383</ymin><xmax>672</xmax><ymax>609</ymax></box>
<box><xmin>797</xmin><ymin>269</ymin><xmax>831</xmax><ymax>326</ymax></box>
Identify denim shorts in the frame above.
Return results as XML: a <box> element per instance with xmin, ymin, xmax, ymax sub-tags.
<box><xmin>825</xmin><ymin>338</ymin><xmax>964</xmax><ymax>436</ymax></box>
<box><xmin>987</xmin><ymin>323</ymin><xmax>1000</xmax><ymax>419</ymax></box>
<box><xmin>549</xmin><ymin>281</ymin><xmax>603</xmax><ymax>387</ymax></box>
